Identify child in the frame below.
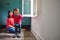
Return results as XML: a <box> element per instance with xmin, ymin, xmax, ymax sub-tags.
<box><xmin>12</xmin><ymin>8</ymin><xmax>23</xmax><ymax>38</ymax></box>
<box><xmin>6</xmin><ymin>11</ymin><xmax>15</xmax><ymax>33</ymax></box>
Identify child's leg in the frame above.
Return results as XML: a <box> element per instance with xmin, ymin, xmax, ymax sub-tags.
<box><xmin>18</xmin><ymin>25</ymin><xmax>21</xmax><ymax>33</ymax></box>
<box><xmin>15</xmin><ymin>26</ymin><xmax>17</xmax><ymax>35</ymax></box>
<box><xmin>16</xmin><ymin>25</ymin><xmax>21</xmax><ymax>38</ymax></box>
<box><xmin>14</xmin><ymin>23</ymin><xmax>18</xmax><ymax>36</ymax></box>
<box><xmin>14</xmin><ymin>23</ymin><xmax>21</xmax><ymax>38</ymax></box>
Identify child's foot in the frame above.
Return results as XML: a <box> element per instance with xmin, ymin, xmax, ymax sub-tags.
<box><xmin>17</xmin><ymin>35</ymin><xmax>20</xmax><ymax>38</ymax></box>
<box><xmin>13</xmin><ymin>35</ymin><xmax>17</xmax><ymax>38</ymax></box>
<box><xmin>16</xmin><ymin>33</ymin><xmax>21</xmax><ymax>38</ymax></box>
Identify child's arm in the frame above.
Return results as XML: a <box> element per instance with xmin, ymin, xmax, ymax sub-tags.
<box><xmin>20</xmin><ymin>14</ymin><xmax>23</xmax><ymax>19</ymax></box>
<box><xmin>18</xmin><ymin>14</ymin><xmax>23</xmax><ymax>24</ymax></box>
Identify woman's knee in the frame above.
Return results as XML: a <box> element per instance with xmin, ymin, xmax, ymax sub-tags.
<box><xmin>7</xmin><ymin>27</ymin><xmax>15</xmax><ymax>33</ymax></box>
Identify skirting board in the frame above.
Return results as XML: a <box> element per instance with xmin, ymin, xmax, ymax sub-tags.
<box><xmin>31</xmin><ymin>29</ymin><xmax>44</xmax><ymax>40</ymax></box>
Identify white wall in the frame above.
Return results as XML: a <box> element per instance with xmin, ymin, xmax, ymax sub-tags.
<box><xmin>31</xmin><ymin>0</ymin><xmax>42</xmax><ymax>40</ymax></box>
<box><xmin>31</xmin><ymin>0</ymin><xmax>60</xmax><ymax>40</ymax></box>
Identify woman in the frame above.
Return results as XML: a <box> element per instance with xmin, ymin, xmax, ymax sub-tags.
<box><xmin>6</xmin><ymin>11</ymin><xmax>15</xmax><ymax>33</ymax></box>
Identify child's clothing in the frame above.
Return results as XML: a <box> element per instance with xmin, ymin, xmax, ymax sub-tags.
<box><xmin>14</xmin><ymin>23</ymin><xmax>21</xmax><ymax>34</ymax></box>
<box><xmin>12</xmin><ymin>14</ymin><xmax>23</xmax><ymax>24</ymax></box>
<box><xmin>12</xmin><ymin>14</ymin><xmax>23</xmax><ymax>37</ymax></box>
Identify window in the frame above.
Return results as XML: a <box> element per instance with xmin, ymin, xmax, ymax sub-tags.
<box><xmin>22</xmin><ymin>0</ymin><xmax>37</xmax><ymax>17</ymax></box>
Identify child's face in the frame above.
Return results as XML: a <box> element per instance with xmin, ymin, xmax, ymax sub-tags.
<box><xmin>9</xmin><ymin>12</ymin><xmax>13</xmax><ymax>17</ymax></box>
<box><xmin>14</xmin><ymin>10</ymin><xmax>19</xmax><ymax>16</ymax></box>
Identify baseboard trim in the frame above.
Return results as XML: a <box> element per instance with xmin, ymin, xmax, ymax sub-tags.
<box><xmin>31</xmin><ymin>29</ymin><xmax>44</xmax><ymax>40</ymax></box>
<box><xmin>0</xmin><ymin>25</ymin><xmax>31</xmax><ymax>31</ymax></box>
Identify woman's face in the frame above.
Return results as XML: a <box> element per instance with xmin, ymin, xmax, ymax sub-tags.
<box><xmin>9</xmin><ymin>12</ymin><xmax>13</xmax><ymax>17</ymax></box>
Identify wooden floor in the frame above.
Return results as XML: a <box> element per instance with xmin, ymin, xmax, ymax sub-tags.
<box><xmin>24</xmin><ymin>31</ymin><xmax>37</xmax><ymax>40</ymax></box>
<box><xmin>0</xmin><ymin>30</ymin><xmax>37</xmax><ymax>40</ymax></box>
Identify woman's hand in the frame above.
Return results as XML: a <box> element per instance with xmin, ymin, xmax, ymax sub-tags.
<box><xmin>8</xmin><ymin>25</ymin><xmax>14</xmax><ymax>27</ymax></box>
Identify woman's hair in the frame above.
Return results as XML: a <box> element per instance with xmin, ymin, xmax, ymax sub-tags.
<box><xmin>8</xmin><ymin>11</ymin><xmax>11</xmax><ymax>18</ymax></box>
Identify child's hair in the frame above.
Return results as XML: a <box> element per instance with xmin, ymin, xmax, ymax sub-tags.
<box><xmin>13</xmin><ymin>8</ymin><xmax>19</xmax><ymax>14</ymax></box>
<box><xmin>14</xmin><ymin>8</ymin><xmax>19</xmax><ymax>11</ymax></box>
<box><xmin>8</xmin><ymin>11</ymin><xmax>12</xmax><ymax>18</ymax></box>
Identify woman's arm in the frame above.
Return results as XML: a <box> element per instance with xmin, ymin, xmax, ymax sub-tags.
<box><xmin>8</xmin><ymin>25</ymin><xmax>14</xmax><ymax>27</ymax></box>
<box><xmin>6</xmin><ymin>18</ymin><xmax>14</xmax><ymax>28</ymax></box>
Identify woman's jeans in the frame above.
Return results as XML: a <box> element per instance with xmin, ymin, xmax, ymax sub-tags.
<box><xmin>7</xmin><ymin>23</ymin><xmax>21</xmax><ymax>35</ymax></box>
<box><xmin>7</xmin><ymin>27</ymin><xmax>15</xmax><ymax>33</ymax></box>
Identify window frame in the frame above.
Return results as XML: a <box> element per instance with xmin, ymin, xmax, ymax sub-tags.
<box><xmin>22</xmin><ymin>0</ymin><xmax>37</xmax><ymax>17</ymax></box>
